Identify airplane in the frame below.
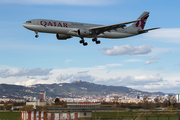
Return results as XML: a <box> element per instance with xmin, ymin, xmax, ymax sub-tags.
<box><xmin>23</xmin><ymin>12</ymin><xmax>159</xmax><ymax>46</ymax></box>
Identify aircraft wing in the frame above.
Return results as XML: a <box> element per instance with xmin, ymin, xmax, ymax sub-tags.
<box><xmin>90</xmin><ymin>19</ymin><xmax>142</xmax><ymax>35</ymax></box>
<box><xmin>138</xmin><ymin>27</ymin><xmax>160</xmax><ymax>34</ymax></box>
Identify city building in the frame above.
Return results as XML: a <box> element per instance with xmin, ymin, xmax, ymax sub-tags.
<box><xmin>67</xmin><ymin>102</ymin><xmax>101</xmax><ymax>109</ymax></box>
<box><xmin>176</xmin><ymin>94</ymin><xmax>180</xmax><ymax>103</ymax></box>
<box><xmin>26</xmin><ymin>100</ymin><xmax>46</xmax><ymax>109</ymax></box>
<box><xmin>40</xmin><ymin>92</ymin><xmax>46</xmax><ymax>101</ymax></box>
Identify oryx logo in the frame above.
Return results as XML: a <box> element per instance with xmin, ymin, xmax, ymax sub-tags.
<box><xmin>136</xmin><ymin>20</ymin><xmax>146</xmax><ymax>29</ymax></box>
<box><xmin>136</xmin><ymin>13</ymin><xmax>149</xmax><ymax>29</ymax></box>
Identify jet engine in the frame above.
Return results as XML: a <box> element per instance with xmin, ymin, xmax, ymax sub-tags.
<box><xmin>77</xmin><ymin>29</ymin><xmax>91</xmax><ymax>37</ymax></box>
<box><xmin>56</xmin><ymin>34</ymin><xmax>72</xmax><ymax>40</ymax></box>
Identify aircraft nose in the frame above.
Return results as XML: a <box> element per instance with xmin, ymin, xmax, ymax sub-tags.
<box><xmin>23</xmin><ymin>23</ymin><xmax>30</xmax><ymax>29</ymax></box>
<box><xmin>22</xmin><ymin>23</ymin><xmax>27</xmax><ymax>27</ymax></box>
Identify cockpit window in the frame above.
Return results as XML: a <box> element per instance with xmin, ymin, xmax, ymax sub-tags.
<box><xmin>26</xmin><ymin>21</ymin><xmax>31</xmax><ymax>23</ymax></box>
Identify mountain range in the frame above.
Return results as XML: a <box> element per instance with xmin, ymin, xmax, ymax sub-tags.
<box><xmin>0</xmin><ymin>80</ymin><xmax>165</xmax><ymax>99</ymax></box>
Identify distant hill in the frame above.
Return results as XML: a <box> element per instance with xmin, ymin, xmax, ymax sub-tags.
<box><xmin>0</xmin><ymin>80</ymin><xmax>165</xmax><ymax>98</ymax></box>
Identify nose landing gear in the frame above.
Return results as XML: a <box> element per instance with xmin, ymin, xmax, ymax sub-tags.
<box><xmin>35</xmin><ymin>35</ymin><xmax>39</xmax><ymax>38</ymax></box>
<box><xmin>35</xmin><ymin>31</ymin><xmax>39</xmax><ymax>38</ymax></box>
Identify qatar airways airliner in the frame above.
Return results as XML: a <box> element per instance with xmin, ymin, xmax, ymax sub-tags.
<box><xmin>23</xmin><ymin>12</ymin><xmax>159</xmax><ymax>46</ymax></box>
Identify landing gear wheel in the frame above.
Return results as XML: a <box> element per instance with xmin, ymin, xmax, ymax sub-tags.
<box><xmin>83</xmin><ymin>42</ymin><xmax>88</xmax><ymax>46</ymax></box>
<box><xmin>79</xmin><ymin>40</ymin><xmax>84</xmax><ymax>44</ymax></box>
<box><xmin>35</xmin><ymin>35</ymin><xmax>39</xmax><ymax>38</ymax></box>
<box><xmin>96</xmin><ymin>40</ymin><xmax>101</xmax><ymax>44</ymax></box>
<box><xmin>92</xmin><ymin>38</ymin><xmax>97</xmax><ymax>42</ymax></box>
<box><xmin>79</xmin><ymin>38</ymin><xmax>88</xmax><ymax>46</ymax></box>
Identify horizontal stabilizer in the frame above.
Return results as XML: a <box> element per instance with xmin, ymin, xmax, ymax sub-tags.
<box><xmin>138</xmin><ymin>27</ymin><xmax>160</xmax><ymax>34</ymax></box>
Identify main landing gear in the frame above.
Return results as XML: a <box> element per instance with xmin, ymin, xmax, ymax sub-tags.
<box><xmin>79</xmin><ymin>38</ymin><xmax>101</xmax><ymax>46</ymax></box>
<box><xmin>35</xmin><ymin>31</ymin><xmax>39</xmax><ymax>38</ymax></box>
<box><xmin>79</xmin><ymin>38</ymin><xmax>88</xmax><ymax>46</ymax></box>
<box><xmin>92</xmin><ymin>38</ymin><xmax>101</xmax><ymax>44</ymax></box>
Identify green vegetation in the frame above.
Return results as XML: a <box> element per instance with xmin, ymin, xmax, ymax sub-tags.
<box><xmin>92</xmin><ymin>111</ymin><xmax>180</xmax><ymax>120</ymax></box>
<box><xmin>0</xmin><ymin>104</ymin><xmax>12</xmax><ymax>110</ymax></box>
<box><xmin>0</xmin><ymin>112</ymin><xmax>20</xmax><ymax>120</ymax></box>
<box><xmin>1</xmin><ymin>110</ymin><xmax>180</xmax><ymax>120</ymax></box>
<box><xmin>20</xmin><ymin>105</ymin><xmax>34</xmax><ymax>111</ymax></box>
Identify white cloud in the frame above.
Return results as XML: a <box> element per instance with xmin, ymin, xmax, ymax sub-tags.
<box><xmin>127</xmin><ymin>84</ymin><xmax>165</xmax><ymax>92</ymax></box>
<box><xmin>149</xmin><ymin>56</ymin><xmax>161</xmax><ymax>59</ymax></box>
<box><xmin>95</xmin><ymin>66</ymin><xmax>107</xmax><ymax>69</ymax></box>
<box><xmin>145</xmin><ymin>28</ymin><xmax>180</xmax><ymax>43</ymax></box>
<box><xmin>41</xmin><ymin>77</ymin><xmax>49</xmax><ymax>80</ymax></box>
<box><xmin>36</xmin><ymin>80</ymin><xmax>53</xmax><ymax>84</ymax></box>
<box><xmin>55</xmin><ymin>71</ymin><xmax>96</xmax><ymax>83</ymax></box>
<box><xmin>125</xmin><ymin>59</ymin><xmax>143</xmax><ymax>62</ymax></box>
<box><xmin>65</xmin><ymin>60</ymin><xmax>74</xmax><ymax>65</ymax></box>
<box><xmin>133</xmin><ymin>75</ymin><xmax>162</xmax><ymax>82</ymax></box>
<box><xmin>106</xmin><ymin>64</ymin><xmax>123</xmax><ymax>67</ymax></box>
<box><xmin>94</xmin><ymin>77</ymin><xmax>122</xmax><ymax>83</ymax></box>
<box><xmin>0</xmin><ymin>68</ymin><xmax>52</xmax><ymax>78</ymax></box>
<box><xmin>143</xmin><ymin>84</ymin><xmax>166</xmax><ymax>89</ymax></box>
<box><xmin>0</xmin><ymin>65</ymin><xmax>13</xmax><ymax>69</ymax></box>
<box><xmin>72</xmin><ymin>71</ymin><xmax>96</xmax><ymax>82</ymax></box>
<box><xmin>95</xmin><ymin>64</ymin><xmax>122</xmax><ymax>69</ymax></box>
<box><xmin>122</xmin><ymin>74</ymin><xmax>162</xmax><ymax>85</ymax></box>
<box><xmin>2</xmin><ymin>71</ymin><xmax>166</xmax><ymax>91</ymax></box>
<box><xmin>128</xmin><ymin>82</ymin><xmax>180</xmax><ymax>93</ymax></box>
<box><xmin>145</xmin><ymin>61</ymin><xmax>157</xmax><ymax>65</ymax></box>
<box><xmin>103</xmin><ymin>45</ymin><xmax>152</xmax><ymax>56</ymax></box>
<box><xmin>30</xmin><ymin>77</ymin><xmax>36</xmax><ymax>79</ymax></box>
<box><xmin>15</xmin><ymin>79</ymin><xmax>35</xmax><ymax>86</ymax></box>
<box><xmin>15</xmin><ymin>72</ymin><xmax>162</xmax><ymax>87</ymax></box>
<box><xmin>56</xmin><ymin>74</ymin><xmax>73</xmax><ymax>81</ymax></box>
<box><xmin>94</xmin><ymin>74</ymin><xmax>163</xmax><ymax>86</ymax></box>
<box><xmin>0</xmin><ymin>0</ymin><xmax>118</xmax><ymax>6</ymax></box>
<box><xmin>65</xmin><ymin>60</ymin><xmax>73</xmax><ymax>62</ymax></box>
<box><xmin>0</xmin><ymin>65</ymin><xmax>180</xmax><ymax>93</ymax></box>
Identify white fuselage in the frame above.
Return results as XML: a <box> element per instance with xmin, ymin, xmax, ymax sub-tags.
<box><xmin>23</xmin><ymin>19</ymin><xmax>136</xmax><ymax>39</ymax></box>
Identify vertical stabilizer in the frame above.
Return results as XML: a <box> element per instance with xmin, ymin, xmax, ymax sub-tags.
<box><xmin>127</xmin><ymin>12</ymin><xmax>149</xmax><ymax>34</ymax></box>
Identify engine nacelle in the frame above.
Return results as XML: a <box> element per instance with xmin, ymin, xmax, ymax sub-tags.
<box><xmin>126</xmin><ymin>28</ymin><xmax>139</xmax><ymax>34</ymax></box>
<box><xmin>77</xmin><ymin>29</ymin><xmax>91</xmax><ymax>37</ymax></box>
<box><xmin>56</xmin><ymin>34</ymin><xmax>72</xmax><ymax>40</ymax></box>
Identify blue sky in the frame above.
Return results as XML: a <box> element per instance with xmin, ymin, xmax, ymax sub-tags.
<box><xmin>0</xmin><ymin>0</ymin><xmax>180</xmax><ymax>94</ymax></box>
